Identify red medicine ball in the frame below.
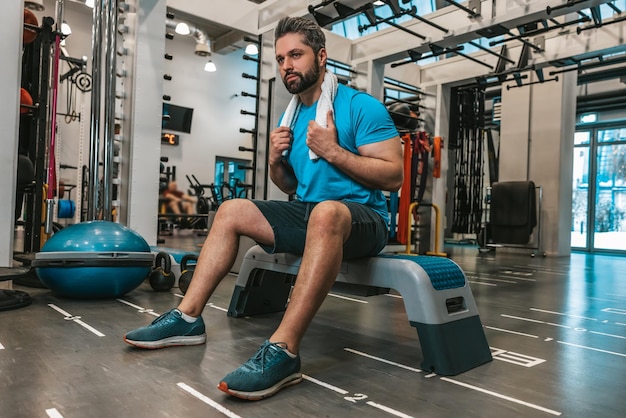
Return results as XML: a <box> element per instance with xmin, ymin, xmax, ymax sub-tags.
<box><xmin>23</xmin><ymin>9</ymin><xmax>39</xmax><ymax>45</ymax></box>
<box><xmin>20</xmin><ymin>88</ymin><xmax>33</xmax><ymax>114</ymax></box>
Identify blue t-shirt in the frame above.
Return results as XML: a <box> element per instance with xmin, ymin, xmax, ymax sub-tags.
<box><xmin>283</xmin><ymin>83</ymin><xmax>398</xmax><ymax>223</ymax></box>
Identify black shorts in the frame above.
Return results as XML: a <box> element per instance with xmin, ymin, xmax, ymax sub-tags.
<box><xmin>251</xmin><ymin>200</ymin><xmax>388</xmax><ymax>260</ymax></box>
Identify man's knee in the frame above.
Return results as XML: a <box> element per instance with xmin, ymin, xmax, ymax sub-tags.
<box><xmin>215</xmin><ymin>199</ymin><xmax>246</xmax><ymax>221</ymax></box>
<box><xmin>215</xmin><ymin>199</ymin><xmax>263</xmax><ymax>227</ymax></box>
<box><xmin>308</xmin><ymin>201</ymin><xmax>351</xmax><ymax>237</ymax></box>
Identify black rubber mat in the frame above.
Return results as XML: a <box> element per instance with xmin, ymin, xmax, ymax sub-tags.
<box><xmin>0</xmin><ymin>289</ymin><xmax>32</xmax><ymax>311</ymax></box>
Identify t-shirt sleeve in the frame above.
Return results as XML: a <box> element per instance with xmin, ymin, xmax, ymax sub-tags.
<box><xmin>351</xmin><ymin>93</ymin><xmax>399</xmax><ymax>147</ymax></box>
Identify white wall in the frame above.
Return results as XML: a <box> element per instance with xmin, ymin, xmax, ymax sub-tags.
<box><xmin>159</xmin><ymin>33</ymin><xmax>259</xmax><ymax>188</ymax></box>
<box><xmin>0</xmin><ymin>0</ymin><xmax>23</xmax><ymax>265</ymax></box>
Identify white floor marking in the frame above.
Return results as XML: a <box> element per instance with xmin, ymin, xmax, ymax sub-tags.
<box><xmin>440</xmin><ymin>377</ymin><xmax>562</xmax><ymax>416</ymax></box>
<box><xmin>498</xmin><ymin>275</ymin><xmax>537</xmax><ymax>282</ymax></box>
<box><xmin>512</xmin><ymin>266</ymin><xmax>567</xmax><ymax>275</ymax></box>
<box><xmin>343</xmin><ymin>347</ymin><xmax>557</xmax><ymax>415</ymax></box>
<box><xmin>468</xmin><ymin>281</ymin><xmax>498</xmax><ymax>287</ymax></box>
<box><xmin>589</xmin><ymin>297</ymin><xmax>622</xmax><ymax>303</ymax></box>
<box><xmin>493</xmin><ymin>351</ymin><xmax>546</xmax><ymax>367</ymax></box>
<box><xmin>602</xmin><ymin>308</ymin><xmax>626</xmax><ymax>315</ymax></box>
<box><xmin>0</xmin><ymin>342</ymin><xmax>4</xmax><ymax>350</ymax></box>
<box><xmin>328</xmin><ymin>293</ymin><xmax>368</xmax><ymax>303</ymax></box>
<box><xmin>484</xmin><ymin>326</ymin><xmax>539</xmax><ymax>338</ymax></box>
<box><xmin>303</xmin><ymin>374</ymin><xmax>414</xmax><ymax>417</ymax></box>
<box><xmin>530</xmin><ymin>308</ymin><xmax>598</xmax><ymax>322</ymax></box>
<box><xmin>589</xmin><ymin>330</ymin><xmax>626</xmax><ymax>339</ymax></box>
<box><xmin>48</xmin><ymin>304</ymin><xmax>105</xmax><ymax>337</ymax></box>
<box><xmin>46</xmin><ymin>408</ymin><xmax>64</xmax><ymax>418</ymax></box>
<box><xmin>490</xmin><ymin>347</ymin><xmax>546</xmax><ymax>367</ymax></box>
<box><xmin>207</xmin><ymin>303</ymin><xmax>228</xmax><ymax>312</ymax></box>
<box><xmin>177</xmin><ymin>382</ymin><xmax>242</xmax><ymax>418</ymax></box>
<box><xmin>344</xmin><ymin>348</ymin><xmax>422</xmax><ymax>373</ymax></box>
<box><xmin>499</xmin><ymin>270</ymin><xmax>533</xmax><ymax>277</ymax></box>
<box><xmin>385</xmin><ymin>294</ymin><xmax>403</xmax><ymax>299</ymax></box>
<box><xmin>557</xmin><ymin>341</ymin><xmax>626</xmax><ymax>358</ymax></box>
<box><xmin>116</xmin><ymin>299</ymin><xmax>160</xmax><ymax>317</ymax></box>
<box><xmin>501</xmin><ymin>314</ymin><xmax>544</xmax><ymax>324</ymax></box>
<box><xmin>302</xmin><ymin>374</ymin><xmax>348</xmax><ymax>394</ymax></box>
<box><xmin>502</xmin><ymin>314</ymin><xmax>570</xmax><ymax>329</ymax></box>
<box><xmin>546</xmin><ymin>322</ymin><xmax>571</xmax><ymax>329</ymax></box>
<box><xmin>467</xmin><ymin>275</ymin><xmax>517</xmax><ymax>284</ymax></box>
<box><xmin>366</xmin><ymin>401</ymin><xmax>415</xmax><ymax>418</ymax></box>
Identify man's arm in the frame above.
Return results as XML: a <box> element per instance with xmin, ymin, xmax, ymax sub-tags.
<box><xmin>269</xmin><ymin>159</ymin><xmax>298</xmax><ymax>194</ymax></box>
<box><xmin>326</xmin><ymin>136</ymin><xmax>403</xmax><ymax>191</ymax></box>
<box><xmin>269</xmin><ymin>126</ymin><xmax>298</xmax><ymax>194</ymax></box>
<box><xmin>306</xmin><ymin>111</ymin><xmax>403</xmax><ymax>192</ymax></box>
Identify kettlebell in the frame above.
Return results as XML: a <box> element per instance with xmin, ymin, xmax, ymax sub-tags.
<box><xmin>149</xmin><ymin>252</ymin><xmax>176</xmax><ymax>292</ymax></box>
<box><xmin>178</xmin><ymin>254</ymin><xmax>198</xmax><ymax>295</ymax></box>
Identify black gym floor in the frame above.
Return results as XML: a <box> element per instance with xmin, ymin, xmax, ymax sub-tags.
<box><xmin>1</xmin><ymin>236</ymin><xmax>625</xmax><ymax>418</ymax></box>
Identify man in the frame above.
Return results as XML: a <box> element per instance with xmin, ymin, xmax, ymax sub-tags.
<box><xmin>161</xmin><ymin>181</ymin><xmax>197</xmax><ymax>216</ymax></box>
<box><xmin>124</xmin><ymin>16</ymin><xmax>403</xmax><ymax>400</ymax></box>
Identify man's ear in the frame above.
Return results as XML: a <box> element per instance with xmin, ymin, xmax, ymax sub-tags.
<box><xmin>318</xmin><ymin>47</ymin><xmax>327</xmax><ymax>66</ymax></box>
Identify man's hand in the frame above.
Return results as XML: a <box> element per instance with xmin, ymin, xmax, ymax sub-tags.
<box><xmin>269</xmin><ymin>126</ymin><xmax>298</xmax><ymax>194</ymax></box>
<box><xmin>269</xmin><ymin>126</ymin><xmax>292</xmax><ymax>166</ymax></box>
<box><xmin>306</xmin><ymin>110</ymin><xmax>340</xmax><ymax>161</ymax></box>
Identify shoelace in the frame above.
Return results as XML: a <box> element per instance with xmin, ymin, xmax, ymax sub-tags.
<box><xmin>248</xmin><ymin>342</ymin><xmax>287</xmax><ymax>374</ymax></box>
<box><xmin>151</xmin><ymin>310</ymin><xmax>174</xmax><ymax>325</ymax></box>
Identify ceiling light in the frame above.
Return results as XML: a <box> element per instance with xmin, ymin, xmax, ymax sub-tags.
<box><xmin>175</xmin><ymin>22</ymin><xmax>190</xmax><ymax>35</ymax></box>
<box><xmin>204</xmin><ymin>61</ymin><xmax>216</xmax><ymax>72</ymax></box>
<box><xmin>245</xmin><ymin>44</ymin><xmax>259</xmax><ymax>55</ymax></box>
<box><xmin>195</xmin><ymin>42</ymin><xmax>210</xmax><ymax>56</ymax></box>
<box><xmin>85</xmin><ymin>0</ymin><xmax>95</xmax><ymax>8</ymax></box>
<box><xmin>61</xmin><ymin>22</ymin><xmax>72</xmax><ymax>36</ymax></box>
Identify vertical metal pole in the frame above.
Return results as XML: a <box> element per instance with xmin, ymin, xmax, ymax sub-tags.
<box><xmin>55</xmin><ymin>0</ymin><xmax>65</xmax><ymax>34</ymax></box>
<box><xmin>88</xmin><ymin>0</ymin><xmax>104</xmax><ymax>220</ymax></box>
<box><xmin>102</xmin><ymin>0</ymin><xmax>119</xmax><ymax>220</ymax></box>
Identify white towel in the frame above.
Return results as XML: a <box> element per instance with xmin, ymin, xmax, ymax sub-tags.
<box><xmin>280</xmin><ymin>71</ymin><xmax>338</xmax><ymax>160</ymax></box>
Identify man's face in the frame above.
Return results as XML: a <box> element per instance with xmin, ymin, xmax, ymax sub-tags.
<box><xmin>275</xmin><ymin>33</ymin><xmax>323</xmax><ymax>95</ymax></box>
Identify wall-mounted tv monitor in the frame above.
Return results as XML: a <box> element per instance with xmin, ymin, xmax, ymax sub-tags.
<box><xmin>162</xmin><ymin>103</ymin><xmax>194</xmax><ymax>134</ymax></box>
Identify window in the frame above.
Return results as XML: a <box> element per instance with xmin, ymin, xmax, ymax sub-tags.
<box><xmin>215</xmin><ymin>156</ymin><xmax>252</xmax><ymax>202</ymax></box>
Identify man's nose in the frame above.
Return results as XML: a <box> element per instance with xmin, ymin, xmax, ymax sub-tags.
<box><xmin>282</xmin><ymin>57</ymin><xmax>293</xmax><ymax>70</ymax></box>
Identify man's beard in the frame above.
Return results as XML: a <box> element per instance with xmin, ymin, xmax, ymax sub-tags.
<box><xmin>283</xmin><ymin>59</ymin><xmax>321</xmax><ymax>94</ymax></box>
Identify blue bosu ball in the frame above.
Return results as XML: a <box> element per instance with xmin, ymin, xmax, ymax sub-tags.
<box><xmin>33</xmin><ymin>221</ymin><xmax>154</xmax><ymax>299</ymax></box>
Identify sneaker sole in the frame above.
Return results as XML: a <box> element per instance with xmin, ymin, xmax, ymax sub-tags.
<box><xmin>123</xmin><ymin>333</ymin><xmax>207</xmax><ymax>349</ymax></box>
<box><xmin>217</xmin><ymin>372</ymin><xmax>303</xmax><ymax>401</ymax></box>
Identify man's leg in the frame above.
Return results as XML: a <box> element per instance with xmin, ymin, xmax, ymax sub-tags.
<box><xmin>124</xmin><ymin>199</ymin><xmax>274</xmax><ymax>348</ymax></box>
<box><xmin>217</xmin><ymin>201</ymin><xmax>353</xmax><ymax>400</ymax></box>
<box><xmin>179</xmin><ymin>198</ymin><xmax>275</xmax><ymax>316</ymax></box>
<box><xmin>268</xmin><ymin>201</ymin><xmax>352</xmax><ymax>353</ymax></box>
<box><xmin>168</xmin><ymin>200</ymin><xmax>181</xmax><ymax>214</ymax></box>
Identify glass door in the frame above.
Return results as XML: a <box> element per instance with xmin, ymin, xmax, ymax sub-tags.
<box><xmin>571</xmin><ymin>131</ymin><xmax>591</xmax><ymax>249</ymax></box>
<box><xmin>593</xmin><ymin>128</ymin><xmax>626</xmax><ymax>251</ymax></box>
<box><xmin>572</xmin><ymin>126</ymin><xmax>626</xmax><ymax>252</ymax></box>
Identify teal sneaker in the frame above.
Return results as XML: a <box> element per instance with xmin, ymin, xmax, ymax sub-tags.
<box><xmin>123</xmin><ymin>309</ymin><xmax>206</xmax><ymax>349</ymax></box>
<box><xmin>217</xmin><ymin>340</ymin><xmax>302</xmax><ymax>400</ymax></box>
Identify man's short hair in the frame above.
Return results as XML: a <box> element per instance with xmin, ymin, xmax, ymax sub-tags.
<box><xmin>274</xmin><ymin>16</ymin><xmax>326</xmax><ymax>54</ymax></box>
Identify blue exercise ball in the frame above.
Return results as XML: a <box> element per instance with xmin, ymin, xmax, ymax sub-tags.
<box><xmin>41</xmin><ymin>220</ymin><xmax>151</xmax><ymax>253</ymax></box>
<box><xmin>34</xmin><ymin>221</ymin><xmax>153</xmax><ymax>299</ymax></box>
